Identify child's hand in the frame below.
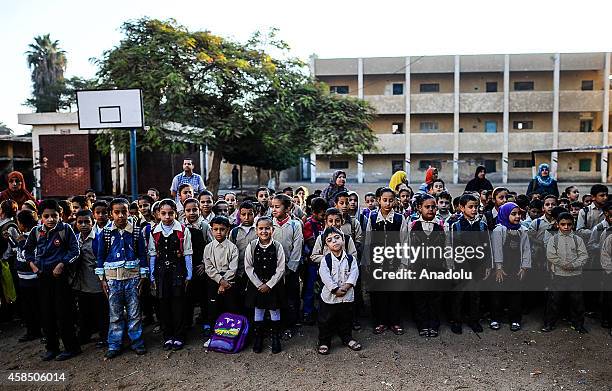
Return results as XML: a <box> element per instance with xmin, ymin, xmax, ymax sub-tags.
<box><xmin>483</xmin><ymin>268</ymin><xmax>491</xmax><ymax>280</ymax></box>
<box><xmin>137</xmin><ymin>277</ymin><xmax>147</xmax><ymax>296</ymax></box>
<box><xmin>101</xmin><ymin>280</ymin><xmax>110</xmax><ymax>298</ymax></box>
<box><xmin>220</xmin><ymin>279</ymin><xmax>231</xmax><ymax>290</ymax></box>
<box><xmin>52</xmin><ymin>262</ymin><xmax>64</xmax><ymax>277</ymax></box>
<box><xmin>2</xmin><ymin>231</ymin><xmax>9</xmax><ymax>239</ymax></box>
<box><xmin>258</xmin><ymin>284</ymin><xmax>271</xmax><ymax>294</ymax></box>
<box><xmin>196</xmin><ymin>264</ymin><xmax>206</xmax><ymax>276</ymax></box>
<box><xmin>29</xmin><ymin>262</ymin><xmax>39</xmax><ymax>274</ymax></box>
<box><xmin>517</xmin><ymin>268</ymin><xmax>526</xmax><ymax>281</ymax></box>
<box><xmin>340</xmin><ymin>283</ymin><xmax>352</xmax><ymax>292</ymax></box>
<box><xmin>495</xmin><ymin>268</ymin><xmax>506</xmax><ymax>283</ymax></box>
<box><xmin>335</xmin><ymin>288</ymin><xmax>346</xmax><ymax>297</ymax></box>
<box><xmin>218</xmin><ymin>285</ymin><xmax>225</xmax><ymax>294</ymax></box>
<box><xmin>184</xmin><ymin>279</ymin><xmax>190</xmax><ymax>293</ymax></box>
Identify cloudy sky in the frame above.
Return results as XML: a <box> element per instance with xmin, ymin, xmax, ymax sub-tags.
<box><xmin>2</xmin><ymin>0</ymin><xmax>610</xmax><ymax>133</ymax></box>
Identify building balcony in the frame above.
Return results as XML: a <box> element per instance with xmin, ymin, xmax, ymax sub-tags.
<box><xmin>363</xmin><ymin>95</ymin><xmax>405</xmax><ymax>115</ymax></box>
<box><xmin>459</xmin><ymin>92</ymin><xmax>503</xmax><ymax>113</ymax></box>
<box><xmin>559</xmin><ymin>91</ymin><xmax>604</xmax><ymax>112</ymax></box>
<box><xmin>410</xmin><ymin>93</ymin><xmax>454</xmax><ymax>114</ymax></box>
<box><xmin>509</xmin><ymin>91</ymin><xmax>553</xmax><ymax>112</ymax></box>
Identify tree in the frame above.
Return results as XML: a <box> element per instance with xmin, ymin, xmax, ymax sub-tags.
<box><xmin>26</xmin><ymin>34</ymin><xmax>67</xmax><ymax>112</ymax></box>
<box><xmin>0</xmin><ymin>122</ymin><xmax>13</xmax><ymax>135</ymax></box>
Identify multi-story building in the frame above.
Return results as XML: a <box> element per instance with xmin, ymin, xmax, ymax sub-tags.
<box><xmin>309</xmin><ymin>52</ymin><xmax>612</xmax><ymax>184</ymax></box>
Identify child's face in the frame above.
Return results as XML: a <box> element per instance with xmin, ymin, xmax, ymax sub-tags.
<box><xmin>605</xmin><ymin>210</ymin><xmax>612</xmax><ymax>224</ymax></box>
<box><xmin>71</xmin><ymin>202</ymin><xmax>82</xmax><ymax>216</ymax></box>
<box><xmin>583</xmin><ymin>195</ymin><xmax>593</xmax><ymax>206</ymax></box>
<box><xmin>138</xmin><ymin>200</ymin><xmax>151</xmax><ymax>216</ymax></box>
<box><xmin>559</xmin><ymin>201</ymin><xmax>569</xmax><ymax>210</ymax></box>
<box><xmin>437</xmin><ymin>198</ymin><xmax>450</xmax><ymax>213</ymax></box>
<box><xmin>529</xmin><ymin>207</ymin><xmax>542</xmax><ymax>220</ymax></box>
<box><xmin>257</xmin><ymin>190</ymin><xmax>269</xmax><ymax>206</ymax></box>
<box><xmin>86</xmin><ymin>191</ymin><xmax>96</xmax><ymax>204</ymax></box>
<box><xmin>256</xmin><ymin>221</ymin><xmax>273</xmax><ymax>242</ymax></box>
<box><xmin>461</xmin><ymin>200</ymin><xmax>479</xmax><ymax>220</ymax></box>
<box><xmin>93</xmin><ymin>206</ymin><xmax>108</xmax><ymax>225</ymax></box>
<box><xmin>348</xmin><ymin>195</ymin><xmax>358</xmax><ymax>211</ymax></box>
<box><xmin>211</xmin><ymin>223</ymin><xmax>228</xmax><ymax>241</ymax></box>
<box><xmin>335</xmin><ymin>196</ymin><xmax>349</xmax><ymax>214</ymax></box>
<box><xmin>558</xmin><ymin>218</ymin><xmax>573</xmax><ymax>234</ymax></box>
<box><xmin>312</xmin><ymin>210</ymin><xmax>325</xmax><ymax>222</ymax></box>
<box><xmin>239</xmin><ymin>207</ymin><xmax>255</xmax><ymax>226</ymax></box>
<box><xmin>570</xmin><ymin>206</ymin><xmax>581</xmax><ymax>219</ymax></box>
<box><xmin>419</xmin><ymin>199</ymin><xmax>437</xmax><ymax>221</ymax></box>
<box><xmin>568</xmin><ymin>187</ymin><xmax>580</xmax><ymax>201</ymax></box>
<box><xmin>325</xmin><ymin>214</ymin><xmax>342</xmax><ymax>229</ymax></box>
<box><xmin>184</xmin><ymin>202</ymin><xmax>200</xmax><ymax>224</ymax></box>
<box><xmin>543</xmin><ymin>198</ymin><xmax>557</xmax><ymax>215</ymax></box>
<box><xmin>365</xmin><ymin>195</ymin><xmax>377</xmax><ymax>210</ymax></box>
<box><xmin>41</xmin><ymin>208</ymin><xmax>59</xmax><ymax>230</ymax></box>
<box><xmin>399</xmin><ymin>192</ymin><xmax>411</xmax><ymax>207</ymax></box>
<box><xmin>179</xmin><ymin>186</ymin><xmax>194</xmax><ymax>202</ymax></box>
<box><xmin>431</xmin><ymin>181</ymin><xmax>444</xmax><ymax>196</ymax></box>
<box><xmin>215</xmin><ymin>203</ymin><xmax>229</xmax><ymax>217</ymax></box>
<box><xmin>147</xmin><ymin>190</ymin><xmax>159</xmax><ymax>201</ymax></box>
<box><xmin>199</xmin><ymin>195</ymin><xmax>213</xmax><ymax>214</ymax></box>
<box><xmin>325</xmin><ymin>232</ymin><xmax>344</xmax><ymax>255</ymax></box>
<box><xmin>111</xmin><ymin>204</ymin><xmax>129</xmax><ymax>229</ymax></box>
<box><xmin>17</xmin><ymin>222</ymin><xmax>27</xmax><ymax>234</ymax></box>
<box><xmin>271</xmin><ymin>198</ymin><xmax>287</xmax><ymax>219</ymax></box>
<box><xmin>494</xmin><ymin>191</ymin><xmax>508</xmax><ymax>208</ymax></box>
<box><xmin>224</xmin><ymin>194</ymin><xmax>237</xmax><ymax>210</ymax></box>
<box><xmin>129</xmin><ymin>206</ymin><xmax>139</xmax><ymax>217</ymax></box>
<box><xmin>153</xmin><ymin>208</ymin><xmax>161</xmax><ymax>223</ymax></box>
<box><xmin>594</xmin><ymin>192</ymin><xmax>608</xmax><ymax>207</ymax></box>
<box><xmin>159</xmin><ymin>205</ymin><xmax>176</xmax><ymax>226</ymax></box>
<box><xmin>76</xmin><ymin>216</ymin><xmax>93</xmax><ymax>235</ymax></box>
<box><xmin>378</xmin><ymin>192</ymin><xmax>395</xmax><ymax>214</ymax></box>
<box><xmin>508</xmin><ymin>207</ymin><xmax>521</xmax><ymax>225</ymax></box>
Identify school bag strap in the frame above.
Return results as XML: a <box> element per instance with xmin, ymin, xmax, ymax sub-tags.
<box><xmin>552</xmin><ymin>233</ymin><xmax>579</xmax><ymax>255</ymax></box>
<box><xmin>230</xmin><ymin>226</ymin><xmax>240</xmax><ymax>243</ymax></box>
<box><xmin>152</xmin><ymin>224</ymin><xmax>186</xmax><ymax>256</ymax></box>
<box><xmin>324</xmin><ymin>252</ymin><xmax>354</xmax><ymax>272</ymax></box>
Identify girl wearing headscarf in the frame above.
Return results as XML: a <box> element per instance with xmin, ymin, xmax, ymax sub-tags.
<box><xmin>388</xmin><ymin>170</ymin><xmax>408</xmax><ymax>193</ymax></box>
<box><xmin>321</xmin><ymin>170</ymin><xmax>347</xmax><ymax>208</ymax></box>
<box><xmin>526</xmin><ymin>163</ymin><xmax>559</xmax><ymax>197</ymax></box>
<box><xmin>417</xmin><ymin>167</ymin><xmax>438</xmax><ymax>194</ymax></box>
<box><xmin>490</xmin><ymin>202</ymin><xmax>531</xmax><ymax>332</ymax></box>
<box><xmin>295</xmin><ymin>186</ymin><xmax>309</xmax><ymax>210</ymax></box>
<box><xmin>0</xmin><ymin>171</ymin><xmax>35</xmax><ymax>208</ymax></box>
<box><xmin>464</xmin><ymin>166</ymin><xmax>494</xmax><ymax>193</ymax></box>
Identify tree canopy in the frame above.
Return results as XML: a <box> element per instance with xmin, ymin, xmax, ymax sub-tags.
<box><xmin>26</xmin><ymin>34</ymin><xmax>67</xmax><ymax>112</ymax></box>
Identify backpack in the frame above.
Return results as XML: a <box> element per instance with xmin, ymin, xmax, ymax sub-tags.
<box><xmin>323</xmin><ymin>252</ymin><xmax>354</xmax><ymax>272</ymax></box>
<box><xmin>208</xmin><ymin>312</ymin><xmax>249</xmax><ymax>354</ymax></box>
<box><xmin>102</xmin><ymin>224</ymin><xmax>143</xmax><ymax>259</ymax></box>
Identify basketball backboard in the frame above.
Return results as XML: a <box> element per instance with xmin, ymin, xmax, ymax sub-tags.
<box><xmin>76</xmin><ymin>89</ymin><xmax>144</xmax><ymax>130</ymax></box>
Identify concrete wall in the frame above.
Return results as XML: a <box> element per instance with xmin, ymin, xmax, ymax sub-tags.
<box><xmin>410</xmin><ymin>73</ymin><xmax>454</xmax><ymax>93</ymax></box>
<box><xmin>316</xmin><ymin>75</ymin><xmax>358</xmax><ymax>96</ymax></box>
<box><xmin>459</xmin><ymin>113</ymin><xmax>504</xmax><ymax>133</ymax></box>
<box><xmin>364</xmin><ymin>95</ymin><xmax>405</xmax><ymax>114</ymax></box>
<box><xmin>459</xmin><ymin>72</ymin><xmax>503</xmax><ymax>92</ymax></box>
<box><xmin>560</xmin><ymin>70</ymin><xmax>603</xmax><ymax>90</ymax></box>
<box><xmin>363</xmin><ymin>74</ymin><xmax>405</xmax><ymax>95</ymax></box>
<box><xmin>510</xmin><ymin>71</ymin><xmax>553</xmax><ymax>90</ymax></box>
<box><xmin>410</xmin><ymin>114</ymin><xmax>454</xmax><ymax>133</ymax></box>
<box><xmin>459</xmin><ymin>93</ymin><xmax>503</xmax><ymax>113</ymax></box>
<box><xmin>410</xmin><ymin>93</ymin><xmax>454</xmax><ymax>113</ymax></box>
<box><xmin>371</xmin><ymin>114</ymin><xmax>406</xmax><ymax>134</ymax></box>
<box><xmin>508</xmin><ymin>112</ymin><xmax>552</xmax><ymax>132</ymax></box>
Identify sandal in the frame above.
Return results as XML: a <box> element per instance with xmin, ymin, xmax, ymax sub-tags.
<box><xmin>373</xmin><ymin>324</ymin><xmax>387</xmax><ymax>335</ymax></box>
<box><xmin>317</xmin><ymin>344</ymin><xmax>330</xmax><ymax>355</ymax></box>
<box><xmin>390</xmin><ymin>325</ymin><xmax>404</xmax><ymax>335</ymax></box>
<box><xmin>428</xmin><ymin>328</ymin><xmax>439</xmax><ymax>338</ymax></box>
<box><xmin>418</xmin><ymin>328</ymin><xmax>429</xmax><ymax>337</ymax></box>
<box><xmin>346</xmin><ymin>340</ymin><xmax>362</xmax><ymax>351</ymax></box>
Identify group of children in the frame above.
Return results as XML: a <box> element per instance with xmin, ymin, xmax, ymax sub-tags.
<box><xmin>2</xmin><ymin>174</ymin><xmax>612</xmax><ymax>361</ymax></box>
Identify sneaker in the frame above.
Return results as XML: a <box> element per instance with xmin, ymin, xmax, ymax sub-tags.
<box><xmin>541</xmin><ymin>324</ymin><xmax>554</xmax><ymax>333</ymax></box>
<box><xmin>202</xmin><ymin>325</ymin><xmax>212</xmax><ymax>339</ymax></box>
<box><xmin>163</xmin><ymin>340</ymin><xmax>174</xmax><ymax>351</ymax></box>
<box><xmin>571</xmin><ymin>324</ymin><xmax>588</xmax><ymax>334</ymax></box>
<box><xmin>18</xmin><ymin>334</ymin><xmax>40</xmax><ymax>343</ymax></box>
<box><xmin>418</xmin><ymin>328</ymin><xmax>429</xmax><ymax>337</ymax></box>
<box><xmin>55</xmin><ymin>350</ymin><xmax>81</xmax><ymax>361</ymax></box>
<box><xmin>41</xmin><ymin>350</ymin><xmax>58</xmax><ymax>361</ymax></box>
<box><xmin>104</xmin><ymin>349</ymin><xmax>121</xmax><ymax>359</ymax></box>
<box><xmin>133</xmin><ymin>346</ymin><xmax>147</xmax><ymax>355</ymax></box>
<box><xmin>282</xmin><ymin>329</ymin><xmax>293</xmax><ymax>341</ymax></box>
<box><xmin>450</xmin><ymin>323</ymin><xmax>463</xmax><ymax>335</ymax></box>
<box><xmin>203</xmin><ymin>339</ymin><xmax>211</xmax><ymax>348</ymax></box>
<box><xmin>172</xmin><ymin>341</ymin><xmax>184</xmax><ymax>351</ymax></box>
<box><xmin>468</xmin><ymin>322</ymin><xmax>483</xmax><ymax>333</ymax></box>
<box><xmin>429</xmin><ymin>328</ymin><xmax>439</xmax><ymax>338</ymax></box>
<box><xmin>510</xmin><ymin>322</ymin><xmax>521</xmax><ymax>332</ymax></box>
<box><xmin>489</xmin><ymin>321</ymin><xmax>500</xmax><ymax>330</ymax></box>
<box><xmin>95</xmin><ymin>340</ymin><xmax>108</xmax><ymax>349</ymax></box>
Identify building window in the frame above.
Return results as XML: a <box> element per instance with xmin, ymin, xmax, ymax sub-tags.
<box><xmin>596</xmin><ymin>153</ymin><xmax>602</xmax><ymax>172</ymax></box>
<box><xmin>513</xmin><ymin>120</ymin><xmax>533</xmax><ymax>130</ymax></box>
<box><xmin>392</xmin><ymin>83</ymin><xmax>404</xmax><ymax>95</ymax></box>
<box><xmin>484</xmin><ymin>120</ymin><xmax>497</xmax><ymax>133</ymax></box>
<box><xmin>329</xmin><ymin>160</ymin><xmax>349</xmax><ymax>169</ymax></box>
<box><xmin>420</xmin><ymin>121</ymin><xmax>439</xmax><ymax>132</ymax></box>
<box><xmin>513</xmin><ymin>159</ymin><xmax>532</xmax><ymax>168</ymax></box>
<box><xmin>392</xmin><ymin>160</ymin><xmax>404</xmax><ymax>173</ymax></box>
<box><xmin>392</xmin><ymin>122</ymin><xmax>404</xmax><ymax>134</ymax></box>
<box><xmin>420</xmin><ymin>83</ymin><xmax>440</xmax><ymax>93</ymax></box>
<box><xmin>579</xmin><ymin>159</ymin><xmax>591</xmax><ymax>172</ymax></box>
<box><xmin>581</xmin><ymin>80</ymin><xmax>594</xmax><ymax>91</ymax></box>
<box><xmin>330</xmin><ymin>85</ymin><xmax>349</xmax><ymax>95</ymax></box>
<box><xmin>483</xmin><ymin>160</ymin><xmax>497</xmax><ymax>173</ymax></box>
<box><xmin>486</xmin><ymin>82</ymin><xmax>498</xmax><ymax>92</ymax></box>
<box><xmin>514</xmin><ymin>81</ymin><xmax>534</xmax><ymax>91</ymax></box>
<box><xmin>419</xmin><ymin>160</ymin><xmax>442</xmax><ymax>170</ymax></box>
<box><xmin>580</xmin><ymin>120</ymin><xmax>593</xmax><ymax>132</ymax></box>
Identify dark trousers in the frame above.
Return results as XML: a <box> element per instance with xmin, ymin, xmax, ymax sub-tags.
<box><xmin>602</xmin><ymin>273</ymin><xmax>612</xmax><ymax>325</ymax></box>
<box><xmin>75</xmin><ymin>290</ymin><xmax>109</xmax><ymax>342</ymax></box>
<box><xmin>491</xmin><ymin>291</ymin><xmax>522</xmax><ymax>324</ymax></box>
<box><xmin>413</xmin><ymin>291</ymin><xmax>442</xmax><ymax>330</ymax></box>
<box><xmin>206</xmin><ymin>278</ymin><xmax>239</xmax><ymax>328</ymax></box>
<box><xmin>370</xmin><ymin>291</ymin><xmax>401</xmax><ymax>327</ymax></box>
<box><xmin>318</xmin><ymin>302</ymin><xmax>353</xmax><ymax>346</ymax></box>
<box><xmin>353</xmin><ymin>272</ymin><xmax>364</xmax><ymax>321</ymax></box>
<box><xmin>139</xmin><ymin>278</ymin><xmax>156</xmax><ymax>322</ymax></box>
<box><xmin>282</xmin><ymin>269</ymin><xmax>300</xmax><ymax>329</ymax></box>
<box><xmin>39</xmin><ymin>273</ymin><xmax>79</xmax><ymax>353</ymax></box>
<box><xmin>184</xmin><ymin>276</ymin><xmax>207</xmax><ymax>327</ymax></box>
<box><xmin>159</xmin><ymin>295</ymin><xmax>186</xmax><ymax>342</ymax></box>
<box><xmin>545</xmin><ymin>275</ymin><xmax>584</xmax><ymax>326</ymax></box>
<box><xmin>19</xmin><ymin>285</ymin><xmax>41</xmax><ymax>337</ymax></box>
<box><xmin>451</xmin><ymin>290</ymin><xmax>481</xmax><ymax>325</ymax></box>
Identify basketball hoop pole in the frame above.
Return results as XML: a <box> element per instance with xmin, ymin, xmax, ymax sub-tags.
<box><xmin>130</xmin><ymin>128</ymin><xmax>138</xmax><ymax>200</ymax></box>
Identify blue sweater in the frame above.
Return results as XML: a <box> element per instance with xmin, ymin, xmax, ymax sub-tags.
<box><xmin>23</xmin><ymin>222</ymin><xmax>80</xmax><ymax>273</ymax></box>
<box><xmin>95</xmin><ymin>223</ymin><xmax>148</xmax><ymax>277</ymax></box>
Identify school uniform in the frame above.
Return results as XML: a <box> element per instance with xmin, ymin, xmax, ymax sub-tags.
<box><xmin>544</xmin><ymin>231</ymin><xmax>587</xmax><ymax>328</ymax></box>
<box><xmin>577</xmin><ymin>204</ymin><xmax>606</xmax><ymax>314</ymax></box>
<box><xmin>318</xmin><ymin>251</ymin><xmax>359</xmax><ymax>346</ymax></box>
<box><xmin>272</xmin><ymin>215</ymin><xmax>304</xmax><ymax>330</ymax></box>
<box><xmin>302</xmin><ymin>217</ymin><xmax>324</xmax><ymax>319</ymax></box>
<box><xmin>96</xmin><ymin>221</ymin><xmax>148</xmax><ymax>353</ymax></box>
<box><xmin>24</xmin><ymin>222</ymin><xmax>81</xmax><ymax>355</ymax></box>
<box><xmin>14</xmin><ymin>231</ymin><xmax>41</xmax><ymax>339</ymax></box>
<box><xmin>183</xmin><ymin>217</ymin><xmax>210</xmax><ymax>327</ymax></box>
<box><xmin>598</xmin><ymin>231</ymin><xmax>612</xmax><ymax>328</ymax></box>
<box><xmin>74</xmin><ymin>229</ymin><xmax>108</xmax><ymax>344</ymax></box>
<box><xmin>490</xmin><ymin>225</ymin><xmax>532</xmax><ymax>324</ymax></box>
<box><xmin>203</xmin><ymin>238</ymin><xmax>240</xmax><ymax>328</ymax></box>
<box><xmin>244</xmin><ymin>239</ymin><xmax>286</xmax><ymax>310</ymax></box>
<box><xmin>149</xmin><ymin>220</ymin><xmax>193</xmax><ymax>343</ymax></box>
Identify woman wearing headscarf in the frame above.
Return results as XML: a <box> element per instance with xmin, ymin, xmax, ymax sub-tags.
<box><xmin>388</xmin><ymin>170</ymin><xmax>408</xmax><ymax>193</ymax></box>
<box><xmin>464</xmin><ymin>166</ymin><xmax>494</xmax><ymax>193</ymax></box>
<box><xmin>526</xmin><ymin>163</ymin><xmax>559</xmax><ymax>197</ymax></box>
<box><xmin>0</xmin><ymin>171</ymin><xmax>35</xmax><ymax>208</ymax></box>
<box><xmin>321</xmin><ymin>170</ymin><xmax>347</xmax><ymax>207</ymax></box>
<box><xmin>417</xmin><ymin>167</ymin><xmax>438</xmax><ymax>194</ymax></box>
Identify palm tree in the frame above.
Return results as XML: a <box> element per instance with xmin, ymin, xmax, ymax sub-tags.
<box><xmin>26</xmin><ymin>34</ymin><xmax>67</xmax><ymax>112</ymax></box>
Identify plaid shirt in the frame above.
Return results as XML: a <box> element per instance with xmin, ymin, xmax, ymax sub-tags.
<box><xmin>170</xmin><ymin>171</ymin><xmax>206</xmax><ymax>205</ymax></box>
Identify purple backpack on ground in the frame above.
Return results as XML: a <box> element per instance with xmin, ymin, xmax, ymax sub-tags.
<box><xmin>208</xmin><ymin>312</ymin><xmax>249</xmax><ymax>353</ymax></box>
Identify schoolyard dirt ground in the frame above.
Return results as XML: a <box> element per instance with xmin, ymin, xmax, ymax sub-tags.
<box><xmin>1</xmin><ymin>309</ymin><xmax>611</xmax><ymax>390</ymax></box>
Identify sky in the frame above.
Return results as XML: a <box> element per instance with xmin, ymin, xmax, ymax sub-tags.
<box><xmin>2</xmin><ymin>0</ymin><xmax>611</xmax><ymax>134</ymax></box>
